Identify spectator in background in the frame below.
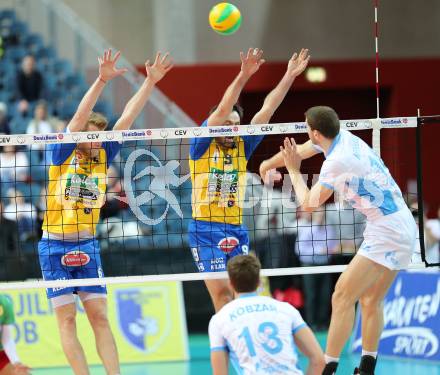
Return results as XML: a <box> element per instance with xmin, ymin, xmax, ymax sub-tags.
<box><xmin>0</xmin><ymin>201</ymin><xmax>18</xmax><ymax>254</ymax></box>
<box><xmin>0</xmin><ymin>103</ymin><xmax>10</xmax><ymax>135</ymax></box>
<box><xmin>295</xmin><ymin>207</ymin><xmax>338</xmax><ymax>330</ymax></box>
<box><xmin>0</xmin><ymin>145</ymin><xmax>29</xmax><ymax>185</ymax></box>
<box><xmin>26</xmin><ymin>100</ymin><xmax>56</xmax><ymax>135</ymax></box>
<box><xmin>16</xmin><ymin>55</ymin><xmax>43</xmax><ymax>115</ymax></box>
<box><xmin>26</xmin><ymin>100</ymin><xmax>57</xmax><ymax>161</ymax></box>
<box><xmin>3</xmin><ymin>189</ymin><xmax>37</xmax><ymax>241</ymax></box>
<box><xmin>326</xmin><ymin>202</ymin><xmax>366</xmax><ymax>257</ymax></box>
<box><xmin>35</xmin><ymin>186</ymin><xmax>47</xmax><ymax>240</ymax></box>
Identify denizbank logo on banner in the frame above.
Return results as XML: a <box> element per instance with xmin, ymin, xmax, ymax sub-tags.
<box><xmin>352</xmin><ymin>271</ymin><xmax>440</xmax><ymax>361</ymax></box>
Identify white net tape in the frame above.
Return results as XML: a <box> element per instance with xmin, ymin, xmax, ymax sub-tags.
<box><xmin>0</xmin><ymin>116</ymin><xmax>417</xmax><ymax>146</ymax></box>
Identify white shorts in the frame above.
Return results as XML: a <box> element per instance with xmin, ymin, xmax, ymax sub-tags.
<box><xmin>51</xmin><ymin>292</ymin><xmax>107</xmax><ymax>309</ymax></box>
<box><xmin>358</xmin><ymin>208</ymin><xmax>417</xmax><ymax>270</ymax></box>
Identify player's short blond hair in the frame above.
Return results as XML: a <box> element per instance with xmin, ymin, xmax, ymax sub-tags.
<box><xmin>87</xmin><ymin>112</ymin><xmax>108</xmax><ymax>131</ymax></box>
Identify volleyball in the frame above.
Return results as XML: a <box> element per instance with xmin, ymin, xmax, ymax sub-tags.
<box><xmin>209</xmin><ymin>3</ymin><xmax>242</xmax><ymax>35</ymax></box>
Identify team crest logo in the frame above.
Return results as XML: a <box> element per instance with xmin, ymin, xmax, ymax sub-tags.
<box><xmin>115</xmin><ymin>287</ymin><xmax>171</xmax><ymax>353</ymax></box>
<box><xmin>218</xmin><ymin>237</ymin><xmax>239</xmax><ymax>253</ymax></box>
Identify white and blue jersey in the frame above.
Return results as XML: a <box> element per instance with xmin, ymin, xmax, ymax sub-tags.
<box><xmin>316</xmin><ymin>129</ymin><xmax>417</xmax><ymax>269</ymax></box>
<box><xmin>209</xmin><ymin>293</ymin><xmax>307</xmax><ymax>374</ymax></box>
<box><xmin>317</xmin><ymin>129</ymin><xmax>405</xmax><ymax>221</ymax></box>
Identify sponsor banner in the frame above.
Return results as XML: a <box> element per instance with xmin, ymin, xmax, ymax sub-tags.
<box><xmin>341</xmin><ymin>120</ymin><xmax>373</xmax><ymax>130</ymax></box>
<box><xmin>0</xmin><ymin>135</ymin><xmax>11</xmax><ymax>144</ymax></box>
<box><xmin>379</xmin><ymin>117</ymin><xmax>417</xmax><ymax>128</ymax></box>
<box><xmin>0</xmin><ymin>117</ymin><xmax>419</xmax><ymax>146</ymax></box>
<box><xmin>351</xmin><ymin>271</ymin><xmax>440</xmax><ymax>362</ymax></box>
<box><xmin>5</xmin><ymin>281</ymin><xmax>188</xmax><ymax>367</ymax></box>
<box><xmin>121</xmin><ymin>130</ymin><xmax>149</xmax><ymax>141</ymax></box>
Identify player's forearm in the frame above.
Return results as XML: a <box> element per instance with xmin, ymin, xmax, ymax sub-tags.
<box><xmin>261</xmin><ymin>152</ymin><xmax>285</xmax><ymax>172</ymax></box>
<box><xmin>261</xmin><ymin>141</ymin><xmax>317</xmax><ymax>174</ymax></box>
<box><xmin>2</xmin><ymin>325</ymin><xmax>19</xmax><ymax>363</ymax></box>
<box><xmin>68</xmin><ymin>76</ymin><xmax>106</xmax><ymax>132</ymax></box>
<box><xmin>211</xmin><ymin>353</ymin><xmax>229</xmax><ymax>375</ymax></box>
<box><xmin>220</xmin><ymin>71</ymin><xmax>250</xmax><ymax>111</ymax></box>
<box><xmin>208</xmin><ymin>71</ymin><xmax>250</xmax><ymax>126</ymax></box>
<box><xmin>263</xmin><ymin>72</ymin><xmax>296</xmax><ymax>116</ymax></box>
<box><xmin>113</xmin><ymin>77</ymin><xmax>156</xmax><ymax>131</ymax></box>
<box><xmin>289</xmin><ymin>168</ymin><xmax>313</xmax><ymax>212</ymax></box>
<box><xmin>297</xmin><ymin>140</ymin><xmax>319</xmax><ymax>160</ymax></box>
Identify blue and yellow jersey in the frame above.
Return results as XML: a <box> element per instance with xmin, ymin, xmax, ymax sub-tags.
<box><xmin>42</xmin><ymin>141</ymin><xmax>120</xmax><ymax>236</ymax></box>
<box><xmin>189</xmin><ymin>121</ymin><xmax>263</xmax><ymax>226</ymax></box>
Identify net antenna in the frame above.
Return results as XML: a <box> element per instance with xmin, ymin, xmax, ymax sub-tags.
<box><xmin>372</xmin><ymin>0</ymin><xmax>381</xmax><ymax>155</ymax></box>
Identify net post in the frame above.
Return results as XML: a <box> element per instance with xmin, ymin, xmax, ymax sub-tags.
<box><xmin>416</xmin><ymin>109</ymin><xmax>427</xmax><ymax>266</ymax></box>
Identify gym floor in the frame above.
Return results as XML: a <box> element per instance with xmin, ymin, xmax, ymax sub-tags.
<box><xmin>32</xmin><ymin>334</ymin><xmax>440</xmax><ymax>374</ymax></box>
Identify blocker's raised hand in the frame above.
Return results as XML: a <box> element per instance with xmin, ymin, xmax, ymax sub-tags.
<box><xmin>98</xmin><ymin>49</ymin><xmax>128</xmax><ymax>82</ymax></box>
<box><xmin>145</xmin><ymin>52</ymin><xmax>174</xmax><ymax>84</ymax></box>
<box><xmin>286</xmin><ymin>48</ymin><xmax>310</xmax><ymax>78</ymax></box>
<box><xmin>281</xmin><ymin>137</ymin><xmax>302</xmax><ymax>172</ymax></box>
<box><xmin>240</xmin><ymin>48</ymin><xmax>265</xmax><ymax>78</ymax></box>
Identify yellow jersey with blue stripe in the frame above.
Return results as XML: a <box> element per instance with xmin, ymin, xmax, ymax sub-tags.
<box><xmin>42</xmin><ymin>141</ymin><xmax>120</xmax><ymax>236</ymax></box>
<box><xmin>189</xmin><ymin>121</ymin><xmax>264</xmax><ymax>226</ymax></box>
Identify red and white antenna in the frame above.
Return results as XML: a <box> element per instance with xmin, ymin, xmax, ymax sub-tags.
<box><xmin>374</xmin><ymin>0</ymin><xmax>380</xmax><ymax>118</ymax></box>
<box><xmin>372</xmin><ymin>0</ymin><xmax>381</xmax><ymax>154</ymax></box>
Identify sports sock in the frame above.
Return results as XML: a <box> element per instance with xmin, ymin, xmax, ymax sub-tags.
<box><xmin>361</xmin><ymin>350</ymin><xmax>377</xmax><ymax>359</ymax></box>
<box><xmin>324</xmin><ymin>354</ymin><xmax>339</xmax><ymax>364</ymax></box>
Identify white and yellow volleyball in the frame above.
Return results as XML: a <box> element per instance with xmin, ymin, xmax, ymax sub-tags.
<box><xmin>209</xmin><ymin>3</ymin><xmax>242</xmax><ymax>35</ymax></box>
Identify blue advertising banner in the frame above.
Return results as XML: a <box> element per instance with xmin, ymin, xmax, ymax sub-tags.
<box><xmin>351</xmin><ymin>271</ymin><xmax>440</xmax><ymax>361</ymax></box>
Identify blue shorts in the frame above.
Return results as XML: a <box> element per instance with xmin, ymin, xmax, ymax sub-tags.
<box><xmin>188</xmin><ymin>219</ymin><xmax>249</xmax><ymax>272</ymax></box>
<box><xmin>38</xmin><ymin>238</ymin><xmax>106</xmax><ymax>299</ymax></box>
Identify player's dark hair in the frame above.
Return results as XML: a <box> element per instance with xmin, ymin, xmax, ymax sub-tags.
<box><xmin>227</xmin><ymin>254</ymin><xmax>260</xmax><ymax>293</ymax></box>
<box><xmin>305</xmin><ymin>106</ymin><xmax>340</xmax><ymax>139</ymax></box>
<box><xmin>209</xmin><ymin>103</ymin><xmax>244</xmax><ymax>122</ymax></box>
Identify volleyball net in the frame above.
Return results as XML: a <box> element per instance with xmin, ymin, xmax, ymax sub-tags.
<box><xmin>0</xmin><ymin>115</ymin><xmax>436</xmax><ymax>291</ymax></box>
